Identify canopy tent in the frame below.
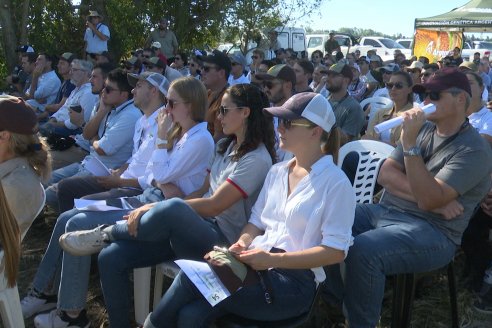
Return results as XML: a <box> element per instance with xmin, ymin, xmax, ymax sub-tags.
<box><xmin>415</xmin><ymin>0</ymin><xmax>492</xmax><ymax>32</ymax></box>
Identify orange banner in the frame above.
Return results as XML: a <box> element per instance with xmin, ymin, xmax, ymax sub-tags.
<box><xmin>413</xmin><ymin>29</ymin><xmax>463</xmax><ymax>63</ymax></box>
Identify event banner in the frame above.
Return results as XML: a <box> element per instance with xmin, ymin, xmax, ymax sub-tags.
<box><xmin>413</xmin><ymin>29</ymin><xmax>463</xmax><ymax>62</ymax></box>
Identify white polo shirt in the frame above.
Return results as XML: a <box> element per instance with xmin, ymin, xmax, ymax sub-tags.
<box><xmin>469</xmin><ymin>106</ymin><xmax>492</xmax><ymax>137</ymax></box>
<box><xmin>249</xmin><ymin>155</ymin><xmax>355</xmax><ymax>283</ymax></box>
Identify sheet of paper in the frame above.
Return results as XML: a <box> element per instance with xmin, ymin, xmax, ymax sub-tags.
<box><xmin>175</xmin><ymin>259</ymin><xmax>231</xmax><ymax>306</ymax></box>
<box><xmin>82</xmin><ymin>156</ymin><xmax>111</xmax><ymax>176</ymax></box>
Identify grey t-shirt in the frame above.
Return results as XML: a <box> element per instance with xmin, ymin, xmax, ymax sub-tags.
<box><xmin>205</xmin><ymin>139</ymin><xmax>273</xmax><ymax>244</ymax></box>
<box><xmin>329</xmin><ymin>95</ymin><xmax>365</xmax><ymax>139</ymax></box>
<box><xmin>381</xmin><ymin>121</ymin><xmax>492</xmax><ymax>244</ymax></box>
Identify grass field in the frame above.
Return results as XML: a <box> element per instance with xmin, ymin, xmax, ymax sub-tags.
<box><xmin>11</xmin><ymin>212</ymin><xmax>492</xmax><ymax>328</ymax></box>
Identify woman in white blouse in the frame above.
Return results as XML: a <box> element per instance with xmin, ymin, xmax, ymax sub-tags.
<box><xmin>144</xmin><ymin>92</ymin><xmax>356</xmax><ymax>327</ymax></box>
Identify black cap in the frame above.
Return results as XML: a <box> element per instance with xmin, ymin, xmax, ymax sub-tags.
<box><xmin>198</xmin><ymin>50</ymin><xmax>231</xmax><ymax>72</ymax></box>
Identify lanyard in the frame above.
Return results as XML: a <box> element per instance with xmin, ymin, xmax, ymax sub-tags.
<box><xmin>101</xmin><ymin>101</ymin><xmax>134</xmax><ymax>138</ymax></box>
<box><xmin>421</xmin><ymin>119</ymin><xmax>470</xmax><ymax>164</ymax></box>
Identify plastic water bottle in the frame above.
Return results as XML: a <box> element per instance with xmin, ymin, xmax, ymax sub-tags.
<box><xmin>479</xmin><ymin>261</ymin><xmax>492</xmax><ymax>297</ymax></box>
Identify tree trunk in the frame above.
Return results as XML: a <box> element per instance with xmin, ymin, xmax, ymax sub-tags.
<box><xmin>19</xmin><ymin>0</ymin><xmax>29</xmax><ymax>44</ymax></box>
<box><xmin>0</xmin><ymin>0</ymin><xmax>19</xmax><ymax>71</ymax></box>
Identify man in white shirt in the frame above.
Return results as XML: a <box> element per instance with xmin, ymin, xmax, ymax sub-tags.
<box><xmin>228</xmin><ymin>54</ymin><xmax>249</xmax><ymax>86</ymax></box>
<box><xmin>25</xmin><ymin>53</ymin><xmax>61</xmax><ymax>112</ymax></box>
<box><xmin>39</xmin><ymin>60</ymin><xmax>98</xmax><ymax>137</ymax></box>
<box><xmin>84</xmin><ymin>11</ymin><xmax>110</xmax><ymax>59</ymax></box>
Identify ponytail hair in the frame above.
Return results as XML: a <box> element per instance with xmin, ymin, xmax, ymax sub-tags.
<box><xmin>321</xmin><ymin>126</ymin><xmax>341</xmax><ymax>163</ymax></box>
<box><xmin>0</xmin><ymin>182</ymin><xmax>20</xmax><ymax>287</ymax></box>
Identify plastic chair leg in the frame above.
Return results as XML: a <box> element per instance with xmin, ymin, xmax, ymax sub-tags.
<box><xmin>133</xmin><ymin>267</ymin><xmax>152</xmax><ymax>324</ymax></box>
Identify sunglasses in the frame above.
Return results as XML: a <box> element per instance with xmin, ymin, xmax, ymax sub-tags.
<box><xmin>104</xmin><ymin>85</ymin><xmax>120</xmax><ymax>93</ymax></box>
<box><xmin>219</xmin><ymin>105</ymin><xmax>244</xmax><ymax>116</ymax></box>
<box><xmin>423</xmin><ymin>90</ymin><xmax>461</xmax><ymax>101</ymax></box>
<box><xmin>385</xmin><ymin>82</ymin><xmax>406</xmax><ymax>90</ymax></box>
<box><xmin>202</xmin><ymin>65</ymin><xmax>218</xmax><ymax>72</ymax></box>
<box><xmin>231</xmin><ymin>62</ymin><xmax>240</xmax><ymax>66</ymax></box>
<box><xmin>263</xmin><ymin>80</ymin><xmax>282</xmax><ymax>89</ymax></box>
<box><xmin>279</xmin><ymin>118</ymin><xmax>313</xmax><ymax>129</ymax></box>
<box><xmin>167</xmin><ymin>99</ymin><xmax>188</xmax><ymax>109</ymax></box>
<box><xmin>420</xmin><ymin>72</ymin><xmax>432</xmax><ymax>78</ymax></box>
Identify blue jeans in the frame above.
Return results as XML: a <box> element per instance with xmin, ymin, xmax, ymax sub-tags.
<box><xmin>98</xmin><ymin>198</ymin><xmax>229</xmax><ymax>328</ymax></box>
<box><xmin>32</xmin><ymin>208</ymin><xmax>129</xmax><ymax>311</ymax></box>
<box><xmin>39</xmin><ymin>121</ymin><xmax>81</xmax><ymax>137</ymax></box>
<box><xmin>45</xmin><ymin>163</ymin><xmax>90</xmax><ymax>212</ymax></box>
<box><xmin>148</xmin><ymin>268</ymin><xmax>316</xmax><ymax>328</ymax></box>
<box><xmin>330</xmin><ymin>203</ymin><xmax>456</xmax><ymax>328</ymax></box>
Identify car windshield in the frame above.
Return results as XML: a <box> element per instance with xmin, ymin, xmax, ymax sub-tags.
<box><xmin>476</xmin><ymin>42</ymin><xmax>492</xmax><ymax>49</ymax></box>
<box><xmin>380</xmin><ymin>38</ymin><xmax>404</xmax><ymax>49</ymax></box>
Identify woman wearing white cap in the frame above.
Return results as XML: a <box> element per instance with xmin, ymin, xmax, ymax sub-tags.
<box><xmin>0</xmin><ymin>96</ymin><xmax>50</xmax><ymax>287</ymax></box>
<box><xmin>142</xmin><ymin>92</ymin><xmax>355</xmax><ymax>328</ymax></box>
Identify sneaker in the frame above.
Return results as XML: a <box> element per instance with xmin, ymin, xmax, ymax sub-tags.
<box><xmin>20</xmin><ymin>289</ymin><xmax>57</xmax><ymax>318</ymax></box>
<box><xmin>34</xmin><ymin>309</ymin><xmax>90</xmax><ymax>328</ymax></box>
<box><xmin>59</xmin><ymin>224</ymin><xmax>110</xmax><ymax>256</ymax></box>
<box><xmin>474</xmin><ymin>296</ymin><xmax>492</xmax><ymax>314</ymax></box>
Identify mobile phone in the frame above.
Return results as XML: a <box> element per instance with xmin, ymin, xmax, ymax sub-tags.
<box><xmin>70</xmin><ymin>105</ymin><xmax>83</xmax><ymax>113</ymax></box>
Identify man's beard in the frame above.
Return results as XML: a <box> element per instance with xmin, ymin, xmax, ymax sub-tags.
<box><xmin>327</xmin><ymin>83</ymin><xmax>342</xmax><ymax>93</ymax></box>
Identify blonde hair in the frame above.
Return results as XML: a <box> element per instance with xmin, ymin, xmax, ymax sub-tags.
<box><xmin>9</xmin><ymin>133</ymin><xmax>51</xmax><ymax>182</ymax></box>
<box><xmin>321</xmin><ymin>127</ymin><xmax>341</xmax><ymax>163</ymax></box>
<box><xmin>0</xmin><ymin>182</ymin><xmax>20</xmax><ymax>287</ymax></box>
<box><xmin>165</xmin><ymin>77</ymin><xmax>208</xmax><ymax>151</ymax></box>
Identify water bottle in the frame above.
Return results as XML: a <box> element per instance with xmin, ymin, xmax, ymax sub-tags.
<box><xmin>479</xmin><ymin>261</ymin><xmax>492</xmax><ymax>297</ymax></box>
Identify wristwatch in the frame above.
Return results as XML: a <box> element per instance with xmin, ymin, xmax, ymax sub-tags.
<box><xmin>403</xmin><ymin>146</ymin><xmax>421</xmax><ymax>157</ymax></box>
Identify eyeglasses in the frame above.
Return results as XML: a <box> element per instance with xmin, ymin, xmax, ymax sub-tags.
<box><xmin>251</xmin><ymin>55</ymin><xmax>259</xmax><ymax>59</ymax></box>
<box><xmin>385</xmin><ymin>82</ymin><xmax>406</xmax><ymax>90</ymax></box>
<box><xmin>167</xmin><ymin>99</ymin><xmax>188</xmax><ymax>109</ymax></box>
<box><xmin>219</xmin><ymin>105</ymin><xmax>244</xmax><ymax>116</ymax></box>
<box><xmin>71</xmin><ymin>67</ymin><xmax>84</xmax><ymax>72</ymax></box>
<box><xmin>202</xmin><ymin>65</ymin><xmax>218</xmax><ymax>72</ymax></box>
<box><xmin>104</xmin><ymin>85</ymin><xmax>120</xmax><ymax>93</ymax></box>
<box><xmin>279</xmin><ymin>118</ymin><xmax>314</xmax><ymax>129</ymax></box>
<box><xmin>263</xmin><ymin>80</ymin><xmax>282</xmax><ymax>89</ymax></box>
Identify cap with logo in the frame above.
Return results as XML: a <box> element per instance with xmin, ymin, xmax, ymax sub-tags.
<box><xmin>151</xmin><ymin>41</ymin><xmax>162</xmax><ymax>49</ymax></box>
<box><xmin>255</xmin><ymin>64</ymin><xmax>296</xmax><ymax>85</ymax></box>
<box><xmin>59</xmin><ymin>52</ymin><xmax>76</xmax><ymax>63</ymax></box>
<box><xmin>328</xmin><ymin>63</ymin><xmax>353</xmax><ymax>80</ymax></box>
<box><xmin>412</xmin><ymin>68</ymin><xmax>472</xmax><ymax>97</ymax></box>
<box><xmin>127</xmin><ymin>72</ymin><xmax>169</xmax><ymax>97</ymax></box>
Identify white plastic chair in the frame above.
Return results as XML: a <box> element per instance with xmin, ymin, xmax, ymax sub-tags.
<box><xmin>0</xmin><ymin>183</ymin><xmax>45</xmax><ymax>328</ymax></box>
<box><xmin>337</xmin><ymin>140</ymin><xmax>394</xmax><ymax>204</ymax></box>
<box><xmin>360</xmin><ymin>96</ymin><xmax>393</xmax><ymax>123</ymax></box>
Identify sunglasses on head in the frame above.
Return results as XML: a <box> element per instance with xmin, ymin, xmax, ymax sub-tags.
<box><xmin>386</xmin><ymin>82</ymin><xmax>406</xmax><ymax>90</ymax></box>
<box><xmin>279</xmin><ymin>118</ymin><xmax>313</xmax><ymax>129</ymax></box>
<box><xmin>219</xmin><ymin>105</ymin><xmax>244</xmax><ymax>116</ymax></box>
<box><xmin>104</xmin><ymin>85</ymin><xmax>120</xmax><ymax>94</ymax></box>
<box><xmin>263</xmin><ymin>80</ymin><xmax>282</xmax><ymax>89</ymax></box>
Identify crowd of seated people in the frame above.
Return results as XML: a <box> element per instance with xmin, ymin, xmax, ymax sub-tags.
<box><xmin>3</xmin><ymin>37</ymin><xmax>492</xmax><ymax>328</ymax></box>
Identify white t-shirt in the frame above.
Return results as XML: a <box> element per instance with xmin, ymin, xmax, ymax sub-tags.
<box><xmin>84</xmin><ymin>23</ymin><xmax>110</xmax><ymax>53</ymax></box>
<box><xmin>469</xmin><ymin>106</ymin><xmax>492</xmax><ymax>137</ymax></box>
<box><xmin>228</xmin><ymin>74</ymin><xmax>250</xmax><ymax>86</ymax></box>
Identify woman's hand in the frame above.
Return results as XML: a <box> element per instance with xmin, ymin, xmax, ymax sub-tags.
<box><xmin>228</xmin><ymin>240</ymin><xmax>248</xmax><ymax>255</ymax></box>
<box><xmin>238</xmin><ymin>249</ymin><xmax>275</xmax><ymax>271</ymax></box>
<box><xmin>122</xmin><ymin>203</ymin><xmax>155</xmax><ymax>237</ymax></box>
<box><xmin>157</xmin><ymin>109</ymin><xmax>173</xmax><ymax>139</ymax></box>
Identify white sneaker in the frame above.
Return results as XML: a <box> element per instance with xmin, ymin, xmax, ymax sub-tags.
<box><xmin>59</xmin><ymin>225</ymin><xmax>110</xmax><ymax>256</ymax></box>
<box><xmin>34</xmin><ymin>309</ymin><xmax>90</xmax><ymax>328</ymax></box>
<box><xmin>20</xmin><ymin>289</ymin><xmax>57</xmax><ymax>318</ymax></box>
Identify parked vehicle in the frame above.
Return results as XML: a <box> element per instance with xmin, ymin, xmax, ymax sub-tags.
<box><xmin>305</xmin><ymin>33</ymin><xmax>357</xmax><ymax>58</ymax></box>
<box><xmin>461</xmin><ymin>41</ymin><xmax>492</xmax><ymax>60</ymax></box>
<box><xmin>396</xmin><ymin>38</ymin><xmax>413</xmax><ymax>49</ymax></box>
<box><xmin>352</xmin><ymin>37</ymin><xmax>411</xmax><ymax>61</ymax></box>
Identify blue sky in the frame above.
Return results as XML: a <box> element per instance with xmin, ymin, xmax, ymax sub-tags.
<box><xmin>300</xmin><ymin>0</ymin><xmax>476</xmax><ymax>37</ymax></box>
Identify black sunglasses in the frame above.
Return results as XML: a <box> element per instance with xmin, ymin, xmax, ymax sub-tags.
<box><xmin>424</xmin><ymin>91</ymin><xmax>441</xmax><ymax>101</ymax></box>
<box><xmin>420</xmin><ymin>72</ymin><xmax>432</xmax><ymax>78</ymax></box>
<box><xmin>231</xmin><ymin>62</ymin><xmax>240</xmax><ymax>66</ymax></box>
<box><xmin>385</xmin><ymin>82</ymin><xmax>406</xmax><ymax>90</ymax></box>
<box><xmin>104</xmin><ymin>85</ymin><xmax>120</xmax><ymax>94</ymax></box>
<box><xmin>262</xmin><ymin>80</ymin><xmax>282</xmax><ymax>89</ymax></box>
<box><xmin>219</xmin><ymin>105</ymin><xmax>244</xmax><ymax>116</ymax></box>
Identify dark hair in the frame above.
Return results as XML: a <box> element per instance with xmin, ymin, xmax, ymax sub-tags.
<box><xmin>177</xmin><ymin>52</ymin><xmax>188</xmax><ymax>66</ymax></box>
<box><xmin>260</xmin><ymin>59</ymin><xmax>275</xmax><ymax>69</ymax></box>
<box><xmin>143</xmin><ymin>48</ymin><xmax>155</xmax><ymax>56</ymax></box>
<box><xmin>423</xmin><ymin>63</ymin><xmax>439</xmax><ymax>71</ymax></box>
<box><xmin>296</xmin><ymin>58</ymin><xmax>314</xmax><ymax>74</ymax></box>
<box><xmin>217</xmin><ymin>84</ymin><xmax>276</xmax><ymax>163</ymax></box>
<box><xmin>311</xmin><ymin>50</ymin><xmax>323</xmax><ymax>60</ymax></box>
<box><xmin>419</xmin><ymin>56</ymin><xmax>430</xmax><ymax>64</ymax></box>
<box><xmin>335</xmin><ymin>51</ymin><xmax>344</xmax><ymax>61</ymax></box>
<box><xmin>94</xmin><ymin>62</ymin><xmax>115</xmax><ymax>80</ymax></box>
<box><xmin>107</xmin><ymin>68</ymin><xmax>133</xmax><ymax>98</ymax></box>
<box><xmin>401</xmin><ymin>59</ymin><xmax>412</xmax><ymax>67</ymax></box>
<box><xmin>21</xmin><ymin>52</ymin><xmax>37</xmax><ymax>63</ymax></box>
<box><xmin>391</xmin><ymin>71</ymin><xmax>414</xmax><ymax>104</ymax></box>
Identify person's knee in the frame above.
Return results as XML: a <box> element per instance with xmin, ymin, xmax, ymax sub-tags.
<box><xmin>65</xmin><ymin>213</ymin><xmax>89</xmax><ymax>232</ymax></box>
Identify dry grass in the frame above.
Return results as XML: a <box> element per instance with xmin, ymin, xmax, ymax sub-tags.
<box><xmin>10</xmin><ymin>210</ymin><xmax>492</xmax><ymax>328</ymax></box>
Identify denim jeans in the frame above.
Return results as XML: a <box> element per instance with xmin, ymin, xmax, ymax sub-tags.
<box><xmin>39</xmin><ymin>121</ymin><xmax>81</xmax><ymax>137</ymax></box>
<box><xmin>32</xmin><ymin>208</ymin><xmax>130</xmax><ymax>311</ymax></box>
<box><xmin>45</xmin><ymin>163</ymin><xmax>90</xmax><ymax>212</ymax></box>
<box><xmin>98</xmin><ymin>198</ymin><xmax>229</xmax><ymax>328</ymax></box>
<box><xmin>147</xmin><ymin>268</ymin><xmax>316</xmax><ymax>328</ymax></box>
<box><xmin>327</xmin><ymin>203</ymin><xmax>456</xmax><ymax>328</ymax></box>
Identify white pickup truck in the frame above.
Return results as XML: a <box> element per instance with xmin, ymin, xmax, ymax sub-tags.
<box><xmin>352</xmin><ymin>36</ymin><xmax>411</xmax><ymax>62</ymax></box>
<box><xmin>461</xmin><ymin>41</ymin><xmax>492</xmax><ymax>61</ymax></box>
